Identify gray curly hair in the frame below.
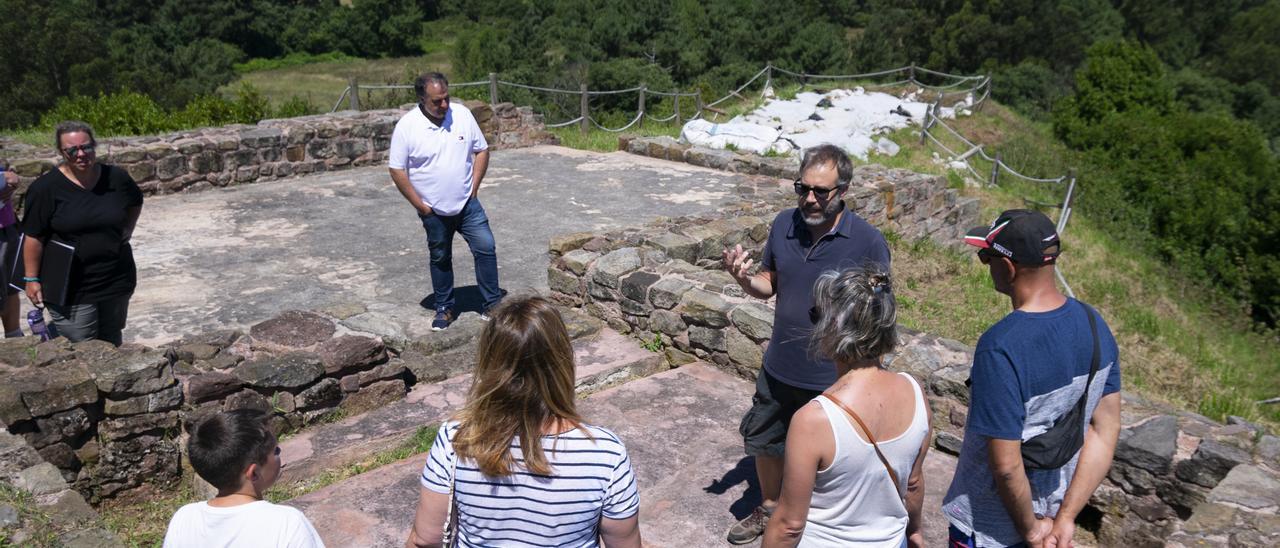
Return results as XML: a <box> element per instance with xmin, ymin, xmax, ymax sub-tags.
<box><xmin>810</xmin><ymin>266</ymin><xmax>897</xmax><ymax>364</ymax></box>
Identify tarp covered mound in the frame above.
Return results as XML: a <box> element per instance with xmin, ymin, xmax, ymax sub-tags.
<box><xmin>680</xmin><ymin>87</ymin><xmax>972</xmax><ymax>159</ymax></box>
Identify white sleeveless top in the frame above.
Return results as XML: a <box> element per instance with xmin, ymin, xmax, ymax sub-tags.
<box><xmin>800</xmin><ymin>373</ymin><xmax>929</xmax><ymax>548</ymax></box>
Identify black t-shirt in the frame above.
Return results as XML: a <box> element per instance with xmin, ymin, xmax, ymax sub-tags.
<box><xmin>22</xmin><ymin>164</ymin><xmax>144</xmax><ymax>304</ymax></box>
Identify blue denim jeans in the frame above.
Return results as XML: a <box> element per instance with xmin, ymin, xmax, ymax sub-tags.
<box><xmin>419</xmin><ymin>197</ymin><xmax>500</xmax><ymax>313</ymax></box>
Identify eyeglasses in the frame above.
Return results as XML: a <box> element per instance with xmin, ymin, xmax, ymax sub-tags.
<box><xmin>62</xmin><ymin>144</ymin><xmax>95</xmax><ymax>157</ymax></box>
<box><xmin>793</xmin><ymin>180</ymin><xmax>844</xmax><ymax>199</ymax></box>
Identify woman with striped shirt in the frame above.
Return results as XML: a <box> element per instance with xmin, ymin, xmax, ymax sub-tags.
<box><xmin>406</xmin><ymin>296</ymin><xmax>642</xmax><ymax>548</ymax></box>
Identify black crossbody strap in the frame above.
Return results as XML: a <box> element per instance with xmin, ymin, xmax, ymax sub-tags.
<box><xmin>1076</xmin><ymin>302</ymin><xmax>1101</xmax><ymax>412</ymax></box>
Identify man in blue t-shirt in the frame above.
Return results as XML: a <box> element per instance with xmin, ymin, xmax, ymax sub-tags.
<box><xmin>943</xmin><ymin>209</ymin><xmax>1122</xmax><ymax>548</ymax></box>
<box><xmin>721</xmin><ymin>144</ymin><xmax>890</xmax><ymax>544</ymax></box>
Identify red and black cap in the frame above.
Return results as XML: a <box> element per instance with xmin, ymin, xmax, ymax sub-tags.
<box><xmin>964</xmin><ymin>209</ymin><xmax>1061</xmax><ymax>265</ymax></box>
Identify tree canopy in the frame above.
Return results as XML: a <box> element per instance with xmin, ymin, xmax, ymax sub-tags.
<box><xmin>2</xmin><ymin>0</ymin><xmax>1277</xmax><ymax>322</ymax></box>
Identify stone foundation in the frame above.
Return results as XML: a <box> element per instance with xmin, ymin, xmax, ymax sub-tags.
<box><xmin>3</xmin><ymin>101</ymin><xmax>556</xmax><ymax>198</ymax></box>
<box><xmin>0</xmin><ymin>303</ymin><xmax>608</xmax><ymax>503</ymax></box>
<box><xmin>0</xmin><ymin>429</ymin><xmax>120</xmax><ymax>546</ymax></box>
<box><xmin>543</xmin><ymin>166</ymin><xmax>1278</xmax><ymax>545</ymax></box>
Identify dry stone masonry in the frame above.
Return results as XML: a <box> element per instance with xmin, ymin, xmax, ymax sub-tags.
<box><xmin>545</xmin><ymin>160</ymin><xmax>1277</xmax><ymax>546</ymax></box>
<box><xmin>2</xmin><ymin>101</ymin><xmax>556</xmax><ymax>198</ymax></box>
<box><xmin>0</xmin><ymin>428</ymin><xmax>120</xmax><ymax>546</ymax></box>
<box><xmin>0</xmin><ymin>303</ymin><xmax>610</xmax><ymax>507</ymax></box>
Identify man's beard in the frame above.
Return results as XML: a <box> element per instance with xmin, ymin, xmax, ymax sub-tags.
<box><xmin>802</xmin><ymin>198</ymin><xmax>843</xmax><ymax>227</ymax></box>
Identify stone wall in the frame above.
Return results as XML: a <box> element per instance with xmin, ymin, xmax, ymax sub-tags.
<box><xmin>0</xmin><ymin>301</ymin><xmax>595</xmax><ymax>502</ymax></box>
<box><xmin>543</xmin><ymin>171</ymin><xmax>1278</xmax><ymax>545</ymax></box>
<box><xmin>545</xmin><ymin>163</ymin><xmax>979</xmax><ymax>373</ymax></box>
<box><xmin>620</xmin><ymin>135</ymin><xmax>800</xmax><ymax>179</ymax></box>
<box><xmin>2</xmin><ymin>101</ymin><xmax>556</xmax><ymax>197</ymax></box>
<box><xmin>0</xmin><ymin>428</ymin><xmax>120</xmax><ymax>546</ymax></box>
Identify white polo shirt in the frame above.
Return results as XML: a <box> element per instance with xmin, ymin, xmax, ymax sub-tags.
<box><xmin>388</xmin><ymin>103</ymin><xmax>488</xmax><ymax>216</ymax></box>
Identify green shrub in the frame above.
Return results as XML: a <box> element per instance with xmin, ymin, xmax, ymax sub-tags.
<box><xmin>1053</xmin><ymin>40</ymin><xmax>1173</xmax><ymax>148</ymax></box>
<box><xmin>38</xmin><ymin>83</ymin><xmax>276</xmax><ymax>137</ymax></box>
<box><xmin>40</xmin><ymin>91</ymin><xmax>174</xmax><ymax>136</ymax></box>
<box><xmin>992</xmin><ymin>60</ymin><xmax>1070</xmax><ymax>120</ymax></box>
<box><xmin>234</xmin><ymin>52</ymin><xmax>356</xmax><ymax>73</ymax></box>
<box><xmin>173</xmin><ymin>84</ymin><xmax>269</xmax><ymax>128</ymax></box>
<box><xmin>274</xmin><ymin>96</ymin><xmax>318</xmax><ymax>118</ymax></box>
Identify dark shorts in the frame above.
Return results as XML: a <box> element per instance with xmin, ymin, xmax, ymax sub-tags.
<box><xmin>1</xmin><ymin>225</ymin><xmax>19</xmax><ymax>297</ymax></box>
<box><xmin>739</xmin><ymin>369</ymin><xmax>823</xmax><ymax>457</ymax></box>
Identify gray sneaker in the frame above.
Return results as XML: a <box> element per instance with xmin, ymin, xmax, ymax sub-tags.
<box><xmin>726</xmin><ymin>505</ymin><xmax>772</xmax><ymax>545</ymax></box>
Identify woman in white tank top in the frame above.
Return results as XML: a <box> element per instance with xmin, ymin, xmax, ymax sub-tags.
<box><xmin>762</xmin><ymin>267</ymin><xmax>932</xmax><ymax>548</ymax></box>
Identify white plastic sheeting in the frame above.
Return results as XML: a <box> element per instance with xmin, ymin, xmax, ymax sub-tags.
<box><xmin>681</xmin><ymin>87</ymin><xmax>973</xmax><ymax>160</ymax></box>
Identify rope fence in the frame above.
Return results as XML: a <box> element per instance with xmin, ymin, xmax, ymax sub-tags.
<box><xmin>328</xmin><ymin>63</ymin><xmax>1069</xmax><ymax>292</ymax></box>
<box><xmin>329</xmin><ymin>63</ymin><xmax>992</xmax><ymax>129</ymax></box>
<box><xmin>919</xmin><ymin>100</ymin><xmax>1079</xmax><ymax>296</ymax></box>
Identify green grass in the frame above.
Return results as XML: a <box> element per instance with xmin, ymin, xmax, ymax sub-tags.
<box><xmin>4</xmin><ymin>127</ymin><xmax>50</xmax><ymax>147</ymax></box>
<box><xmin>0</xmin><ymin>483</ymin><xmax>59</xmax><ymax>547</ymax></box>
<box><xmin>99</xmin><ymin>482</ymin><xmax>195</xmax><ymax>548</ymax></box>
<box><xmin>221</xmin><ymin>52</ymin><xmax>452</xmax><ymax>110</ymax></box>
<box><xmin>265</xmin><ymin>424</ymin><xmax>438</xmax><ymax>503</ymax></box>
<box><xmin>870</xmin><ymin>105</ymin><xmax>1280</xmax><ymax>427</ymax></box>
<box><xmin>547</xmin><ymin>124</ymin><xmax>681</xmax><ymax>153</ymax></box>
<box><xmin>98</xmin><ymin>425</ymin><xmax>439</xmax><ymax>547</ymax></box>
<box><xmin>543</xmin><ymin>84</ymin><xmax>1280</xmax><ymax>427</ymax></box>
<box><xmin>234</xmin><ymin>52</ymin><xmax>359</xmax><ymax>74</ymax></box>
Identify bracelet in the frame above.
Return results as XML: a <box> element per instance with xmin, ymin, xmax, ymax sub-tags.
<box><xmin>22</xmin><ymin>276</ymin><xmax>38</xmax><ymax>282</ymax></box>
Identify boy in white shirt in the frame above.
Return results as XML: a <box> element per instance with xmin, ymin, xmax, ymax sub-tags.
<box><xmin>163</xmin><ymin>409</ymin><xmax>325</xmax><ymax>548</ymax></box>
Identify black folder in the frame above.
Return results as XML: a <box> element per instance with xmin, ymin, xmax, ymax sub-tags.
<box><xmin>8</xmin><ymin>236</ymin><xmax>76</xmax><ymax>307</ymax></box>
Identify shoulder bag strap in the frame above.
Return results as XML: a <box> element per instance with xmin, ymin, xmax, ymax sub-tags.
<box><xmin>1076</xmin><ymin>303</ymin><xmax>1101</xmax><ymax>412</ymax></box>
<box><xmin>820</xmin><ymin>392</ymin><xmax>905</xmax><ymax>501</ymax></box>
<box><xmin>441</xmin><ymin>448</ymin><xmax>460</xmax><ymax>547</ymax></box>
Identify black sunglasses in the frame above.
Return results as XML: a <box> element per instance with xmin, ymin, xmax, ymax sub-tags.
<box><xmin>62</xmin><ymin>144</ymin><xmax>95</xmax><ymax>157</ymax></box>
<box><xmin>793</xmin><ymin>180</ymin><xmax>844</xmax><ymax>199</ymax></box>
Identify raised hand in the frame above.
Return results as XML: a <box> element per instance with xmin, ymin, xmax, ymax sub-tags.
<box><xmin>722</xmin><ymin>244</ymin><xmax>754</xmax><ymax>283</ymax></box>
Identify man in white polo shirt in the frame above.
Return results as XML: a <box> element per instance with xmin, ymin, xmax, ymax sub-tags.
<box><xmin>388</xmin><ymin>72</ymin><xmax>500</xmax><ymax>331</ymax></box>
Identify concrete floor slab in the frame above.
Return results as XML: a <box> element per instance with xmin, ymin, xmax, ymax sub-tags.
<box><xmin>125</xmin><ymin>146</ymin><xmax>744</xmax><ymax>345</ymax></box>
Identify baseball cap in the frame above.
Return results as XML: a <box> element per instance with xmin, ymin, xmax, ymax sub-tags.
<box><xmin>963</xmin><ymin>209</ymin><xmax>1061</xmax><ymax>265</ymax></box>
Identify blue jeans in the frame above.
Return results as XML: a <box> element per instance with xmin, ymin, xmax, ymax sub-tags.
<box><xmin>419</xmin><ymin>197</ymin><xmax>500</xmax><ymax>313</ymax></box>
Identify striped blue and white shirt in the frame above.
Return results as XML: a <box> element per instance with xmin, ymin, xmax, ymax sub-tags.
<box><xmin>422</xmin><ymin>421</ymin><xmax>640</xmax><ymax>547</ymax></box>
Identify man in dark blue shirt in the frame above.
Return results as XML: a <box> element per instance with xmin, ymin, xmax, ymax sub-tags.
<box><xmin>722</xmin><ymin>144</ymin><xmax>890</xmax><ymax>544</ymax></box>
<box><xmin>943</xmin><ymin>209</ymin><xmax>1122</xmax><ymax>548</ymax></box>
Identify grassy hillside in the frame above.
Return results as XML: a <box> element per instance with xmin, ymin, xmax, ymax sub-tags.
<box><xmin>554</xmin><ymin>91</ymin><xmax>1278</xmax><ymax>427</ymax></box>
<box><xmin>885</xmin><ymin>104</ymin><xmax>1277</xmax><ymax>426</ymax></box>
<box><xmin>221</xmin><ymin>50</ymin><xmax>452</xmax><ymax>111</ymax></box>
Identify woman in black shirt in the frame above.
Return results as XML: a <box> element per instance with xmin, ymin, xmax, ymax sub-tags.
<box><xmin>22</xmin><ymin>121</ymin><xmax>143</xmax><ymax>345</ymax></box>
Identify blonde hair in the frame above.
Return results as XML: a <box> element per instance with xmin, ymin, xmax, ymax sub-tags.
<box><xmin>452</xmin><ymin>296</ymin><xmax>584</xmax><ymax>477</ymax></box>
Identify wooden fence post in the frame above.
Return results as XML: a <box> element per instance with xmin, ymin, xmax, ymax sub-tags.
<box><xmin>348</xmin><ymin>77</ymin><xmax>360</xmax><ymax>111</ymax></box>
<box><xmin>990</xmin><ymin>152</ymin><xmax>1002</xmax><ymax>187</ymax></box>
<box><xmin>580</xmin><ymin>83</ymin><xmax>589</xmax><ymax>135</ymax></box>
<box><xmin>695</xmin><ymin>91</ymin><xmax>703</xmax><ymax>120</ymax></box>
<box><xmin>489</xmin><ymin>73</ymin><xmax>498</xmax><ymax>105</ymax></box>
<box><xmin>638</xmin><ymin>85</ymin><xmax>646</xmax><ymax>129</ymax></box>
<box><xmin>674</xmin><ymin>94</ymin><xmax>682</xmax><ymax>126</ymax></box>
<box><xmin>764</xmin><ymin>64</ymin><xmax>773</xmax><ymax>92</ymax></box>
<box><xmin>919</xmin><ymin>109</ymin><xmax>930</xmax><ymax>145</ymax></box>
<box><xmin>907</xmin><ymin>64</ymin><xmax>915</xmax><ymax>85</ymax></box>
